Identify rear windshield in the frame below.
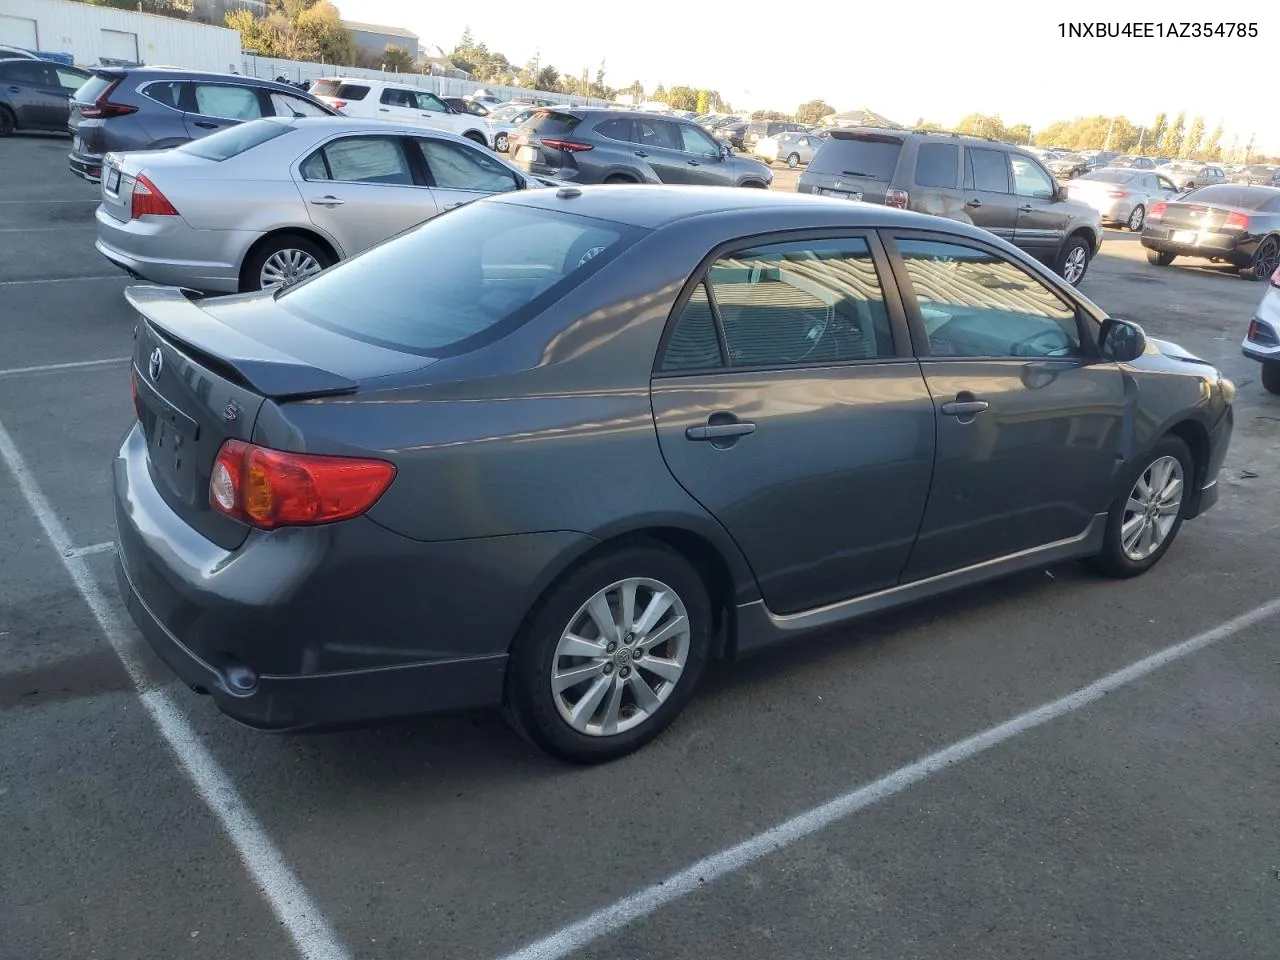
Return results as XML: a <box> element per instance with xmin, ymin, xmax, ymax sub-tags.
<box><xmin>520</xmin><ymin>110</ymin><xmax>582</xmax><ymax>136</ymax></box>
<box><xmin>807</xmin><ymin>134</ymin><xmax>903</xmax><ymax>180</ymax></box>
<box><xmin>1182</xmin><ymin>184</ymin><xmax>1279</xmax><ymax>209</ymax></box>
<box><xmin>276</xmin><ymin>201</ymin><xmax>645</xmax><ymax>357</ymax></box>
<box><xmin>1082</xmin><ymin>169</ymin><xmax>1137</xmax><ymax>183</ymax></box>
<box><xmin>74</xmin><ymin>72</ymin><xmax>118</xmax><ymax>103</ymax></box>
<box><xmin>311</xmin><ymin>80</ymin><xmax>369</xmax><ymax>100</ymax></box>
<box><xmin>177</xmin><ymin>119</ymin><xmax>294</xmax><ymax>160</ymax></box>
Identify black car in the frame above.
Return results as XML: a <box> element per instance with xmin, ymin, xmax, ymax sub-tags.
<box><xmin>1231</xmin><ymin>164</ymin><xmax>1278</xmax><ymax>185</ymax></box>
<box><xmin>714</xmin><ymin>120</ymin><xmax>747</xmax><ymax>152</ymax></box>
<box><xmin>443</xmin><ymin>96</ymin><xmax>490</xmax><ymax>117</ymax></box>
<box><xmin>67</xmin><ymin>67</ymin><xmax>337</xmax><ymax>181</ymax></box>
<box><xmin>114</xmin><ymin>186</ymin><xmax>1232</xmax><ymax>763</ymax></box>
<box><xmin>1141</xmin><ymin>183</ymin><xmax>1280</xmax><ymax>280</ymax></box>
<box><xmin>0</xmin><ymin>57</ymin><xmax>91</xmax><ymax>136</ymax></box>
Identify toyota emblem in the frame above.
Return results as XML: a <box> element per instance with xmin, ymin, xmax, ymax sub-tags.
<box><xmin>148</xmin><ymin>347</ymin><xmax>163</xmax><ymax>382</ymax></box>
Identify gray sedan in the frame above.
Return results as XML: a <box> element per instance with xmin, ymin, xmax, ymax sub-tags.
<box><xmin>114</xmin><ymin>187</ymin><xmax>1233</xmax><ymax>763</ymax></box>
<box><xmin>95</xmin><ymin>116</ymin><xmax>554</xmax><ymax>293</ymax></box>
<box><xmin>753</xmin><ymin>131</ymin><xmax>824</xmax><ymax>168</ymax></box>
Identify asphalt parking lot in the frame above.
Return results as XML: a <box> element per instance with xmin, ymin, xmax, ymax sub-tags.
<box><xmin>3</xmin><ymin>132</ymin><xmax>1279</xmax><ymax>960</ymax></box>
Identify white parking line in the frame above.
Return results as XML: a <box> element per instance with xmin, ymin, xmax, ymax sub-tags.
<box><xmin>0</xmin><ymin>199</ymin><xmax>98</xmax><ymax>204</ymax></box>
<box><xmin>496</xmin><ymin>597</ymin><xmax>1280</xmax><ymax>960</ymax></box>
<box><xmin>0</xmin><ymin>419</ymin><xmax>352</xmax><ymax>960</ymax></box>
<box><xmin>0</xmin><ymin>275</ymin><xmax>126</xmax><ymax>286</ymax></box>
<box><xmin>65</xmin><ymin>541</ymin><xmax>115</xmax><ymax>558</ymax></box>
<box><xmin>0</xmin><ymin>226</ymin><xmax>98</xmax><ymax>233</ymax></box>
<box><xmin>0</xmin><ymin>357</ymin><xmax>130</xmax><ymax>378</ymax></box>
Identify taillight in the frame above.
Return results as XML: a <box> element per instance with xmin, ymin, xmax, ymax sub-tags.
<box><xmin>1106</xmin><ymin>190</ymin><xmax>1128</xmax><ymax>199</ymax></box>
<box><xmin>885</xmin><ymin>189</ymin><xmax>909</xmax><ymax>209</ymax></box>
<box><xmin>1148</xmin><ymin>201</ymin><xmax>1167</xmax><ymax>222</ymax></box>
<box><xmin>540</xmin><ymin>138</ymin><xmax>593</xmax><ymax>152</ymax></box>
<box><xmin>131</xmin><ymin>174</ymin><xmax>179</xmax><ymax>219</ymax></box>
<box><xmin>331</xmin><ymin>100</ymin><xmax>347</xmax><ymax>110</ymax></box>
<box><xmin>78</xmin><ymin>79</ymin><xmax>137</xmax><ymax>119</ymax></box>
<box><xmin>130</xmin><ymin>365</ymin><xmax>142</xmax><ymax>420</ymax></box>
<box><xmin>1271</xmin><ymin>265</ymin><xmax>1280</xmax><ymax>287</ymax></box>
<box><xmin>1221</xmin><ymin>210</ymin><xmax>1249</xmax><ymax>232</ymax></box>
<box><xmin>210</xmin><ymin>440</ymin><xmax>396</xmax><ymax>529</ymax></box>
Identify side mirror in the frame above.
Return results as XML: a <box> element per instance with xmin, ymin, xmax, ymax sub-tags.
<box><xmin>1099</xmin><ymin>317</ymin><xmax>1147</xmax><ymax>362</ymax></box>
<box><xmin>720</xmin><ymin>143</ymin><xmax>733</xmax><ymax>158</ymax></box>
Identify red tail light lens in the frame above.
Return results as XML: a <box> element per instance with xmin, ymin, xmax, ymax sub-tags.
<box><xmin>540</xmin><ymin>138</ymin><xmax>593</xmax><ymax>152</ymax></box>
<box><xmin>210</xmin><ymin>440</ymin><xmax>396</xmax><ymax>529</ymax></box>
<box><xmin>131</xmin><ymin>174</ymin><xmax>179</xmax><ymax>219</ymax></box>
<box><xmin>1222</xmin><ymin>211</ymin><xmax>1249</xmax><ymax>231</ymax></box>
<box><xmin>331</xmin><ymin>100</ymin><xmax>347</xmax><ymax>110</ymax></box>
<box><xmin>1106</xmin><ymin>190</ymin><xmax>1128</xmax><ymax>199</ymax></box>
<box><xmin>79</xmin><ymin>80</ymin><xmax>137</xmax><ymax>119</ymax></box>
<box><xmin>885</xmin><ymin>189</ymin><xmax>909</xmax><ymax>209</ymax></box>
<box><xmin>1148</xmin><ymin>201</ymin><xmax>1167</xmax><ymax>221</ymax></box>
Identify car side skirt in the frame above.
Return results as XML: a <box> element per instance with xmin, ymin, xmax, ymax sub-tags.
<box><xmin>733</xmin><ymin>513</ymin><xmax>1108</xmax><ymax>656</ymax></box>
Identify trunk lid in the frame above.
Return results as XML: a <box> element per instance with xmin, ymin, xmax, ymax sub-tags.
<box><xmin>801</xmin><ymin>130</ymin><xmax>903</xmax><ymax>203</ymax></box>
<box><xmin>127</xmin><ymin>285</ymin><xmax>428</xmax><ymax>549</ymax></box>
<box><xmin>1158</xmin><ymin>201</ymin><xmax>1232</xmax><ymax>231</ymax></box>
<box><xmin>510</xmin><ymin>110</ymin><xmax>584</xmax><ymax>177</ymax></box>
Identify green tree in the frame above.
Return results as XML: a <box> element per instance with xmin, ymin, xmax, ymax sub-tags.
<box><xmin>667</xmin><ymin>85</ymin><xmax>698</xmax><ymax>111</ymax></box>
<box><xmin>535</xmin><ymin>65</ymin><xmax>559</xmax><ymax>92</ymax></box>
<box><xmin>651</xmin><ymin>83</ymin><xmax>667</xmax><ymax>103</ymax></box>
<box><xmin>751</xmin><ymin>109</ymin><xmax>790</xmax><ymax>121</ymax></box>
<box><xmin>1145</xmin><ymin>112</ymin><xmax>1167</xmax><ymax>154</ymax></box>
<box><xmin>298</xmin><ymin>2</ymin><xmax>355</xmax><ymax>64</ymax></box>
<box><xmin>956</xmin><ymin>112</ymin><xmax>1009</xmax><ymax>140</ymax></box>
<box><xmin>696</xmin><ymin>89</ymin><xmax>710</xmax><ymax>114</ymax></box>
<box><xmin>1006</xmin><ymin>123</ymin><xmax>1032</xmax><ymax>145</ymax></box>
<box><xmin>795</xmin><ymin>99</ymin><xmax>835</xmax><ymax>124</ymax></box>
<box><xmin>1182</xmin><ymin>115</ymin><xmax>1205</xmax><ymax>158</ymax></box>
<box><xmin>381</xmin><ymin>44</ymin><xmax>414</xmax><ymax>72</ymax></box>
<box><xmin>1163</xmin><ymin>111</ymin><xmax>1185</xmax><ymax>155</ymax></box>
<box><xmin>1202</xmin><ymin>122</ymin><xmax>1224</xmax><ymax>160</ymax></box>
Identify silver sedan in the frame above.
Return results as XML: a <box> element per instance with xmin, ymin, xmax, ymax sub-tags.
<box><xmin>753</xmin><ymin>131</ymin><xmax>824</xmax><ymax>168</ymax></box>
<box><xmin>485</xmin><ymin>104</ymin><xmax>567</xmax><ymax>154</ymax></box>
<box><xmin>1065</xmin><ymin>167</ymin><xmax>1183</xmax><ymax>231</ymax></box>
<box><xmin>95</xmin><ymin>116</ymin><xmax>555</xmax><ymax>294</ymax></box>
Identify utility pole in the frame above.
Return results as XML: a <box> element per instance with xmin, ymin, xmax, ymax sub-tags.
<box><xmin>1103</xmin><ymin>115</ymin><xmax>1116</xmax><ymax>151</ymax></box>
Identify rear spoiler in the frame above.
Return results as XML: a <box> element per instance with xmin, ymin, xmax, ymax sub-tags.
<box><xmin>125</xmin><ymin>285</ymin><xmax>357</xmax><ymax>399</ymax></box>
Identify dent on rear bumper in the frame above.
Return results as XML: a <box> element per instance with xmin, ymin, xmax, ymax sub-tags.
<box><xmin>112</xmin><ymin>423</ymin><xmax>592</xmax><ymax>727</ymax></box>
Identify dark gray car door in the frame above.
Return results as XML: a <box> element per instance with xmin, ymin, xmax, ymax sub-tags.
<box><xmin>672</xmin><ymin>121</ymin><xmax>732</xmax><ymax>186</ymax></box>
<box><xmin>650</xmin><ymin>234</ymin><xmax>936</xmax><ymax>615</ymax></box>
<box><xmin>962</xmin><ymin>146</ymin><xmax>1018</xmax><ymax>243</ymax></box>
<box><xmin>886</xmin><ymin>233</ymin><xmax>1125</xmax><ymax>582</ymax></box>
<box><xmin>1011</xmin><ymin>154</ymin><xmax>1068</xmax><ymax>259</ymax></box>
<box><xmin>633</xmin><ymin>118</ymin><xmax>692</xmax><ymax>184</ymax></box>
<box><xmin>0</xmin><ymin>60</ymin><xmax>66</xmax><ymax>129</ymax></box>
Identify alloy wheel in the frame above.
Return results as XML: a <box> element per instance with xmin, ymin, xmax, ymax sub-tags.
<box><xmin>259</xmin><ymin>248</ymin><xmax>322</xmax><ymax>290</ymax></box>
<box><xmin>1128</xmin><ymin>205</ymin><xmax>1145</xmax><ymax>231</ymax></box>
<box><xmin>1062</xmin><ymin>245</ymin><xmax>1088</xmax><ymax>284</ymax></box>
<box><xmin>495</xmin><ymin>132</ymin><xmax>509</xmax><ymax>152</ymax></box>
<box><xmin>551</xmin><ymin>577</ymin><xmax>690</xmax><ymax>737</ymax></box>
<box><xmin>1254</xmin><ymin>238</ymin><xmax>1280</xmax><ymax>280</ymax></box>
<box><xmin>1120</xmin><ymin>455</ymin><xmax>1184</xmax><ymax>561</ymax></box>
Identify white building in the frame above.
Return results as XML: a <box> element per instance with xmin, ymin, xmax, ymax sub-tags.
<box><xmin>0</xmin><ymin>0</ymin><xmax>242</xmax><ymax>72</ymax></box>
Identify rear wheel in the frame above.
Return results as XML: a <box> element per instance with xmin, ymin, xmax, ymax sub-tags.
<box><xmin>1127</xmin><ymin>204</ymin><xmax>1145</xmax><ymax>231</ymax></box>
<box><xmin>1092</xmin><ymin>436</ymin><xmax>1194</xmax><ymax>578</ymax></box>
<box><xmin>1056</xmin><ymin>235</ymin><xmax>1091</xmax><ymax>285</ymax></box>
<box><xmin>786</xmin><ymin>153</ymin><xmax>800</xmax><ymax>169</ymax></box>
<box><xmin>494</xmin><ymin>131</ymin><xmax>509</xmax><ymax>153</ymax></box>
<box><xmin>0</xmin><ymin>106</ymin><xmax>14</xmax><ymax>138</ymax></box>
<box><xmin>1147</xmin><ymin>249</ymin><xmax>1176</xmax><ymax>266</ymax></box>
<box><xmin>241</xmin><ymin>235</ymin><xmax>331</xmax><ymax>293</ymax></box>
<box><xmin>741</xmin><ymin>180</ymin><xmax>768</xmax><ymax>189</ymax></box>
<box><xmin>1262</xmin><ymin>360</ymin><xmax>1280</xmax><ymax>395</ymax></box>
<box><xmin>604</xmin><ymin>174</ymin><xmax>637</xmax><ymax>184</ymax></box>
<box><xmin>1240</xmin><ymin>236</ymin><xmax>1280</xmax><ymax>281</ymax></box>
<box><xmin>504</xmin><ymin>544</ymin><xmax>712</xmax><ymax>763</ymax></box>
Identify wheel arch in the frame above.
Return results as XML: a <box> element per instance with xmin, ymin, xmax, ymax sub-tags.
<box><xmin>1167</xmin><ymin>418</ymin><xmax>1211</xmax><ymax>516</ymax></box>
<box><xmin>237</xmin><ymin>226</ymin><xmax>340</xmax><ymax>288</ymax></box>
<box><xmin>1069</xmin><ymin>225</ymin><xmax>1101</xmax><ymax>254</ymax></box>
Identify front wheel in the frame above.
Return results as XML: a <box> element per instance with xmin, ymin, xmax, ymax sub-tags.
<box><xmin>1147</xmin><ymin>249</ymin><xmax>1176</xmax><ymax>266</ymax></box>
<box><xmin>504</xmin><ymin>544</ymin><xmax>712</xmax><ymax>763</ymax></box>
<box><xmin>1127</xmin><ymin>204</ymin><xmax>1145</xmax><ymax>231</ymax></box>
<box><xmin>1240</xmin><ymin>236</ymin><xmax>1280</xmax><ymax>281</ymax></box>
<box><xmin>0</xmin><ymin>107</ymin><xmax>14</xmax><ymax>138</ymax></box>
<box><xmin>1056</xmin><ymin>236</ymin><xmax>1092</xmax><ymax>285</ymax></box>
<box><xmin>1262</xmin><ymin>360</ymin><xmax>1280</xmax><ymax>395</ymax></box>
<box><xmin>787</xmin><ymin>153</ymin><xmax>800</xmax><ymax>169</ymax></box>
<box><xmin>494</xmin><ymin>131</ymin><xmax>509</xmax><ymax>153</ymax></box>
<box><xmin>1091</xmin><ymin>436</ymin><xmax>1193</xmax><ymax>578</ymax></box>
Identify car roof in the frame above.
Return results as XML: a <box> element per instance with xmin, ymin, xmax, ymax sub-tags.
<box><xmin>261</xmin><ymin>115</ymin><xmax>474</xmax><ymax>141</ymax></box>
<box><xmin>101</xmin><ymin>66</ymin><xmax>314</xmax><ymax>94</ymax></box>
<box><xmin>488</xmin><ymin>183</ymin><xmax>1005</xmax><ymax>236</ymax></box>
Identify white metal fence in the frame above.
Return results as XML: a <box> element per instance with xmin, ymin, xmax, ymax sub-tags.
<box><xmin>239</xmin><ymin>54</ymin><xmax>612</xmax><ymax>108</ymax></box>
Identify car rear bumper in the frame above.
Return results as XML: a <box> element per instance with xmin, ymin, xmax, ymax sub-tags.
<box><xmin>1141</xmin><ymin>228</ymin><xmax>1250</xmax><ymax>263</ymax></box>
<box><xmin>112</xmin><ymin>422</ymin><xmax>587</xmax><ymax>729</ymax></box>
<box><xmin>68</xmin><ymin>150</ymin><xmax>103</xmax><ymax>182</ymax></box>
<box><xmin>1242</xmin><ymin>341</ymin><xmax>1279</xmax><ymax>363</ymax></box>
<box><xmin>95</xmin><ymin>206</ymin><xmax>248</xmax><ymax>293</ymax></box>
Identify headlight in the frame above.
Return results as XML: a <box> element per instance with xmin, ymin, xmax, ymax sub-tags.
<box><xmin>1219</xmin><ymin>375</ymin><xmax>1237</xmax><ymax>403</ymax></box>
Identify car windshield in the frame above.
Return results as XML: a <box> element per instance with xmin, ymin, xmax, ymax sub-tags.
<box><xmin>1182</xmin><ymin>184</ymin><xmax>1278</xmax><ymax>209</ymax></box>
<box><xmin>276</xmin><ymin>201</ymin><xmax>646</xmax><ymax>356</ymax></box>
<box><xmin>176</xmin><ymin>118</ymin><xmax>294</xmax><ymax>160</ymax></box>
<box><xmin>1081</xmin><ymin>169</ymin><xmax>1137</xmax><ymax>184</ymax></box>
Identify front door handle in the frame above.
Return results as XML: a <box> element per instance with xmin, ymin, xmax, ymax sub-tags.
<box><xmin>686</xmin><ymin>417</ymin><xmax>756</xmax><ymax>446</ymax></box>
<box><xmin>379</xmin><ymin>107</ymin><xmax>390</xmax><ymax>112</ymax></box>
<box><xmin>634</xmin><ymin>151</ymin><xmax>648</xmax><ymax>158</ymax></box>
<box><xmin>309</xmin><ymin>195</ymin><xmax>344</xmax><ymax>206</ymax></box>
<box><xmin>7</xmin><ymin>86</ymin><xmax>20</xmax><ymax>93</ymax></box>
<box><xmin>687</xmin><ymin>160</ymin><xmax>701</xmax><ymax>166</ymax></box>
<box><xmin>443</xmin><ymin>201</ymin><xmax>465</xmax><ymax>210</ymax></box>
<box><xmin>193</xmin><ymin>121</ymin><xmax>219</xmax><ymax>129</ymax></box>
<box><xmin>1019</xmin><ymin>204</ymin><xmax>1034</xmax><ymax>212</ymax></box>
<box><xmin>966</xmin><ymin>199</ymin><xmax>982</xmax><ymax>208</ymax></box>
<box><xmin>940</xmin><ymin>397</ymin><xmax>989</xmax><ymax>418</ymax></box>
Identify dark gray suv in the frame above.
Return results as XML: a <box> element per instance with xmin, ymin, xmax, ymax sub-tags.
<box><xmin>68</xmin><ymin>68</ymin><xmax>336</xmax><ymax>182</ymax></box>
<box><xmin>509</xmin><ymin>108</ymin><xmax>773</xmax><ymax>188</ymax></box>
<box><xmin>798</xmin><ymin>128</ymin><xmax>1103</xmax><ymax>285</ymax></box>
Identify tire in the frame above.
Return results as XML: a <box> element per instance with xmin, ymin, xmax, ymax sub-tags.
<box><xmin>1055</xmin><ymin>235</ymin><xmax>1092</xmax><ymax>285</ymax></box>
<box><xmin>1262</xmin><ymin>360</ymin><xmax>1280</xmax><ymax>395</ymax></box>
<box><xmin>240</xmin><ymin>234</ymin><xmax>332</xmax><ymax>293</ymax></box>
<box><xmin>1147</xmin><ymin>249</ymin><xmax>1176</xmax><ymax>266</ymax></box>
<box><xmin>1239</xmin><ymin>235</ymin><xmax>1280</xmax><ymax>281</ymax></box>
<box><xmin>741</xmin><ymin>180</ymin><xmax>768</xmax><ymax>188</ymax></box>
<box><xmin>603</xmin><ymin>174</ymin><xmax>637</xmax><ymax>184</ymax></box>
<box><xmin>0</xmin><ymin>106</ymin><xmax>14</xmax><ymax>138</ymax></box>
<box><xmin>786</xmin><ymin>153</ymin><xmax>800</xmax><ymax>169</ymax></box>
<box><xmin>1127</xmin><ymin>204</ymin><xmax>1145</xmax><ymax>232</ymax></box>
<box><xmin>494</xmin><ymin>132</ymin><xmax>509</xmax><ymax>153</ymax></box>
<box><xmin>463</xmin><ymin>131</ymin><xmax>488</xmax><ymax>148</ymax></box>
<box><xmin>503</xmin><ymin>543</ymin><xmax>713</xmax><ymax>764</ymax></box>
<box><xmin>1091</xmin><ymin>435</ymin><xmax>1194</xmax><ymax>578</ymax></box>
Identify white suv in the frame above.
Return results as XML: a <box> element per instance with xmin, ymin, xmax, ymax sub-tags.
<box><xmin>310</xmin><ymin>78</ymin><xmax>492</xmax><ymax>148</ymax></box>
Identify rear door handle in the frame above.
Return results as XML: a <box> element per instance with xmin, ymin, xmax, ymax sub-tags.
<box><xmin>379</xmin><ymin>107</ymin><xmax>390</xmax><ymax>112</ymax></box>
<box><xmin>686</xmin><ymin>422</ymin><xmax>756</xmax><ymax>441</ymax></box>
<box><xmin>634</xmin><ymin>151</ymin><xmax>648</xmax><ymax>158</ymax></box>
<box><xmin>7</xmin><ymin>86</ymin><xmax>20</xmax><ymax>93</ymax></box>
<box><xmin>309</xmin><ymin>195</ymin><xmax>344</xmax><ymax>206</ymax></box>
<box><xmin>687</xmin><ymin>160</ymin><xmax>701</xmax><ymax>166</ymax></box>
<box><xmin>193</xmin><ymin>121</ymin><xmax>219</xmax><ymax>129</ymax></box>
<box><xmin>965</xmin><ymin>199</ymin><xmax>982</xmax><ymax>208</ymax></box>
<box><xmin>1019</xmin><ymin>204</ymin><xmax>1034</xmax><ymax>212</ymax></box>
<box><xmin>940</xmin><ymin>399</ymin><xmax>989</xmax><ymax>417</ymax></box>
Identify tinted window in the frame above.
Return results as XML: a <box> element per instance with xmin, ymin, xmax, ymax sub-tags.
<box><xmin>896</xmin><ymin>239</ymin><xmax>1080</xmax><ymax>359</ymax></box>
<box><xmin>705</xmin><ymin>238</ymin><xmax>895</xmax><ymax>367</ymax></box>
<box><xmin>143</xmin><ymin>80</ymin><xmax>184</xmax><ymax>109</ymax></box>
<box><xmin>2</xmin><ymin>61</ymin><xmax>51</xmax><ymax>84</ymax></box>
<box><xmin>661</xmin><ymin>283</ymin><xmax>723</xmax><ymax>372</ymax></box>
<box><xmin>269</xmin><ymin>92</ymin><xmax>329</xmax><ymax>117</ymax></box>
<box><xmin>379</xmin><ymin>86</ymin><xmax>416</xmax><ymax>107</ymax></box>
<box><xmin>72</xmin><ymin>73</ymin><xmax>116</xmax><ymax>103</ymax></box>
<box><xmin>415</xmin><ymin>138</ymin><xmax>518</xmax><ymax>192</ymax></box>
<box><xmin>520</xmin><ymin>110</ymin><xmax>581</xmax><ymax>136</ymax></box>
<box><xmin>807</xmin><ymin>135</ymin><xmax>902</xmax><ymax>179</ymax></box>
<box><xmin>177</xmin><ymin>118</ymin><xmax>294</xmax><ymax>160</ymax></box>
<box><xmin>678</xmin><ymin>122</ymin><xmax>719</xmax><ymax>155</ymax></box>
<box><xmin>914</xmin><ymin>143</ymin><xmax>958</xmax><ymax>188</ymax></box>
<box><xmin>968</xmin><ymin>148</ymin><xmax>1010</xmax><ymax>193</ymax></box>
<box><xmin>633</xmin><ymin>118</ymin><xmax>677</xmax><ymax>149</ymax></box>
<box><xmin>1010</xmin><ymin>156</ymin><xmax>1054</xmax><ymax>199</ymax></box>
<box><xmin>595</xmin><ymin>118</ymin><xmax>632</xmax><ymax>142</ymax></box>
<box><xmin>277</xmin><ymin>204</ymin><xmax>640</xmax><ymax>356</ymax></box>
<box><xmin>192</xmin><ymin>83</ymin><xmax>262</xmax><ymax>121</ymax></box>
<box><xmin>1182</xmin><ymin>185</ymin><xmax>1278</xmax><ymax>209</ymax></box>
<box><xmin>417</xmin><ymin>92</ymin><xmax>449</xmax><ymax>113</ymax></box>
<box><xmin>320</xmin><ymin>137</ymin><xmax>412</xmax><ymax>184</ymax></box>
<box><xmin>312</xmin><ymin>80</ymin><xmax>369</xmax><ymax>100</ymax></box>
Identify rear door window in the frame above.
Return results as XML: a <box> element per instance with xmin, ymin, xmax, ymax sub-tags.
<box><xmin>807</xmin><ymin>135</ymin><xmax>902</xmax><ymax>180</ymax></box>
<box><xmin>269</xmin><ymin>92</ymin><xmax>329</xmax><ymax>117</ymax></box>
<box><xmin>191</xmin><ymin>83</ymin><xmax>263</xmax><ymax>121</ymax></box>
<box><xmin>967</xmin><ymin>147</ymin><xmax>1011</xmax><ymax>193</ymax></box>
<box><xmin>595</xmin><ymin>118</ymin><xmax>633</xmax><ymax>142</ymax></box>
<box><xmin>312</xmin><ymin>80</ymin><xmax>369</xmax><ymax>100</ymax></box>
<box><xmin>414</xmin><ymin>138</ymin><xmax>519</xmax><ymax>192</ymax></box>
<box><xmin>914</xmin><ymin>143</ymin><xmax>959</xmax><ymax>188</ymax></box>
<box><xmin>143</xmin><ymin>80</ymin><xmax>185</xmax><ymax>109</ymax></box>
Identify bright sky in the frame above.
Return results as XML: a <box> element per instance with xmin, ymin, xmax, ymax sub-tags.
<box><xmin>342</xmin><ymin>0</ymin><xmax>1278</xmax><ymax>154</ymax></box>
